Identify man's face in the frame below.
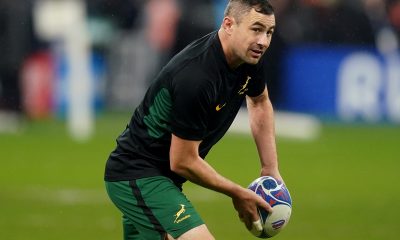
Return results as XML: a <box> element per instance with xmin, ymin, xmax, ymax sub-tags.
<box><xmin>230</xmin><ymin>9</ymin><xmax>275</xmax><ymax>65</ymax></box>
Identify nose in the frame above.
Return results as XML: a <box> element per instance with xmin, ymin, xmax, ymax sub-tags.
<box><xmin>257</xmin><ymin>34</ymin><xmax>270</xmax><ymax>49</ymax></box>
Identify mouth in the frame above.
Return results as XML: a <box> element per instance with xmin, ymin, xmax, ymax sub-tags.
<box><xmin>250</xmin><ymin>49</ymin><xmax>264</xmax><ymax>58</ymax></box>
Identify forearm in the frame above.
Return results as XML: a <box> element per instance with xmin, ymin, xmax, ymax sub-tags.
<box><xmin>174</xmin><ymin>156</ymin><xmax>242</xmax><ymax>197</ymax></box>
<box><xmin>246</xmin><ymin>92</ymin><xmax>280</xmax><ymax>177</ymax></box>
<box><xmin>169</xmin><ymin>134</ymin><xmax>273</xmax><ymax>228</ymax></box>
<box><xmin>170</xmin><ymin>135</ymin><xmax>243</xmax><ymax>198</ymax></box>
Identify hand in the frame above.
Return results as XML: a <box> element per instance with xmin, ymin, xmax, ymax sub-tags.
<box><xmin>232</xmin><ymin>188</ymin><xmax>272</xmax><ymax>230</ymax></box>
<box><xmin>260</xmin><ymin>168</ymin><xmax>283</xmax><ymax>183</ymax></box>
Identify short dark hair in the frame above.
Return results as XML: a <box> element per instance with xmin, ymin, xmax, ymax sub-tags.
<box><xmin>224</xmin><ymin>0</ymin><xmax>274</xmax><ymax>23</ymax></box>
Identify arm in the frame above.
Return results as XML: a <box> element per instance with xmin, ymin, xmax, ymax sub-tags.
<box><xmin>170</xmin><ymin>134</ymin><xmax>272</xmax><ymax>229</ymax></box>
<box><xmin>246</xmin><ymin>88</ymin><xmax>282</xmax><ymax>181</ymax></box>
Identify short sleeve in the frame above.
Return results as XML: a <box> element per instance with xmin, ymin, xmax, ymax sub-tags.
<box><xmin>170</xmin><ymin>66</ymin><xmax>215</xmax><ymax>140</ymax></box>
<box><xmin>245</xmin><ymin>63</ymin><xmax>266</xmax><ymax>97</ymax></box>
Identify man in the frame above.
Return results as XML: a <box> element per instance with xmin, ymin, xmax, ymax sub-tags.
<box><xmin>105</xmin><ymin>0</ymin><xmax>283</xmax><ymax>239</ymax></box>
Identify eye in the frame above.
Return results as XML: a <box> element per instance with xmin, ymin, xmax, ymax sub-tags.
<box><xmin>252</xmin><ymin>28</ymin><xmax>262</xmax><ymax>33</ymax></box>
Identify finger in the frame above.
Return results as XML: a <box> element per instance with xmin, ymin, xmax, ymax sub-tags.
<box><xmin>257</xmin><ymin>197</ymin><xmax>273</xmax><ymax>213</ymax></box>
<box><xmin>239</xmin><ymin>214</ymin><xmax>244</xmax><ymax>222</ymax></box>
<box><xmin>243</xmin><ymin>215</ymin><xmax>253</xmax><ymax>230</ymax></box>
<box><xmin>252</xmin><ymin>219</ymin><xmax>263</xmax><ymax>232</ymax></box>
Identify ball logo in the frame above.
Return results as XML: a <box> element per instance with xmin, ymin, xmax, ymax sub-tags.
<box><xmin>271</xmin><ymin>220</ymin><xmax>286</xmax><ymax>230</ymax></box>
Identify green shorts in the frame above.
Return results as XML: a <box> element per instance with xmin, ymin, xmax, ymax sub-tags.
<box><xmin>105</xmin><ymin>176</ymin><xmax>204</xmax><ymax>240</ymax></box>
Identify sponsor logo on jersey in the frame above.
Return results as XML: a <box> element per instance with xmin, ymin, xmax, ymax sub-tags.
<box><xmin>174</xmin><ymin>204</ymin><xmax>191</xmax><ymax>224</ymax></box>
<box><xmin>238</xmin><ymin>76</ymin><xmax>251</xmax><ymax>95</ymax></box>
<box><xmin>215</xmin><ymin>103</ymin><xmax>226</xmax><ymax>111</ymax></box>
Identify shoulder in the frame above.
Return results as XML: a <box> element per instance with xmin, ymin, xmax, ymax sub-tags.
<box><xmin>168</xmin><ymin>34</ymin><xmax>221</xmax><ymax>91</ymax></box>
<box><xmin>171</xmin><ymin>63</ymin><xmax>217</xmax><ymax>100</ymax></box>
<box><xmin>167</xmin><ymin>31</ymin><xmax>221</xmax><ymax>78</ymax></box>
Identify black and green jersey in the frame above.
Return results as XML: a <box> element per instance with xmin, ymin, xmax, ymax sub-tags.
<box><xmin>105</xmin><ymin>31</ymin><xmax>266</xmax><ymax>186</ymax></box>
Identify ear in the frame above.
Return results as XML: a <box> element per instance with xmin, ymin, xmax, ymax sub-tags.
<box><xmin>222</xmin><ymin>16</ymin><xmax>235</xmax><ymax>35</ymax></box>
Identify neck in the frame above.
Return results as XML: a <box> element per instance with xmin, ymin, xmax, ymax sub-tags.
<box><xmin>217</xmin><ymin>29</ymin><xmax>243</xmax><ymax>69</ymax></box>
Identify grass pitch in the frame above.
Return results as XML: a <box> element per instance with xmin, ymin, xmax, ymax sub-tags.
<box><xmin>0</xmin><ymin>112</ymin><xmax>399</xmax><ymax>240</ymax></box>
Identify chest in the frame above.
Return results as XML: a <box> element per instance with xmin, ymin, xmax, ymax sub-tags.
<box><xmin>208</xmin><ymin>72</ymin><xmax>253</xmax><ymax>128</ymax></box>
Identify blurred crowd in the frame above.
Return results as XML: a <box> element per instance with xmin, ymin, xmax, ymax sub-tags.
<box><xmin>0</xmin><ymin>0</ymin><xmax>399</xmax><ymax>117</ymax></box>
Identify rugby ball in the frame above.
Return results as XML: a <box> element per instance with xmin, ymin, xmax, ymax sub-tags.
<box><xmin>247</xmin><ymin>176</ymin><xmax>292</xmax><ymax>238</ymax></box>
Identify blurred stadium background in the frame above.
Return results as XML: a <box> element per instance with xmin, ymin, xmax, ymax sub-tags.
<box><xmin>1</xmin><ymin>0</ymin><xmax>399</xmax><ymax>239</ymax></box>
